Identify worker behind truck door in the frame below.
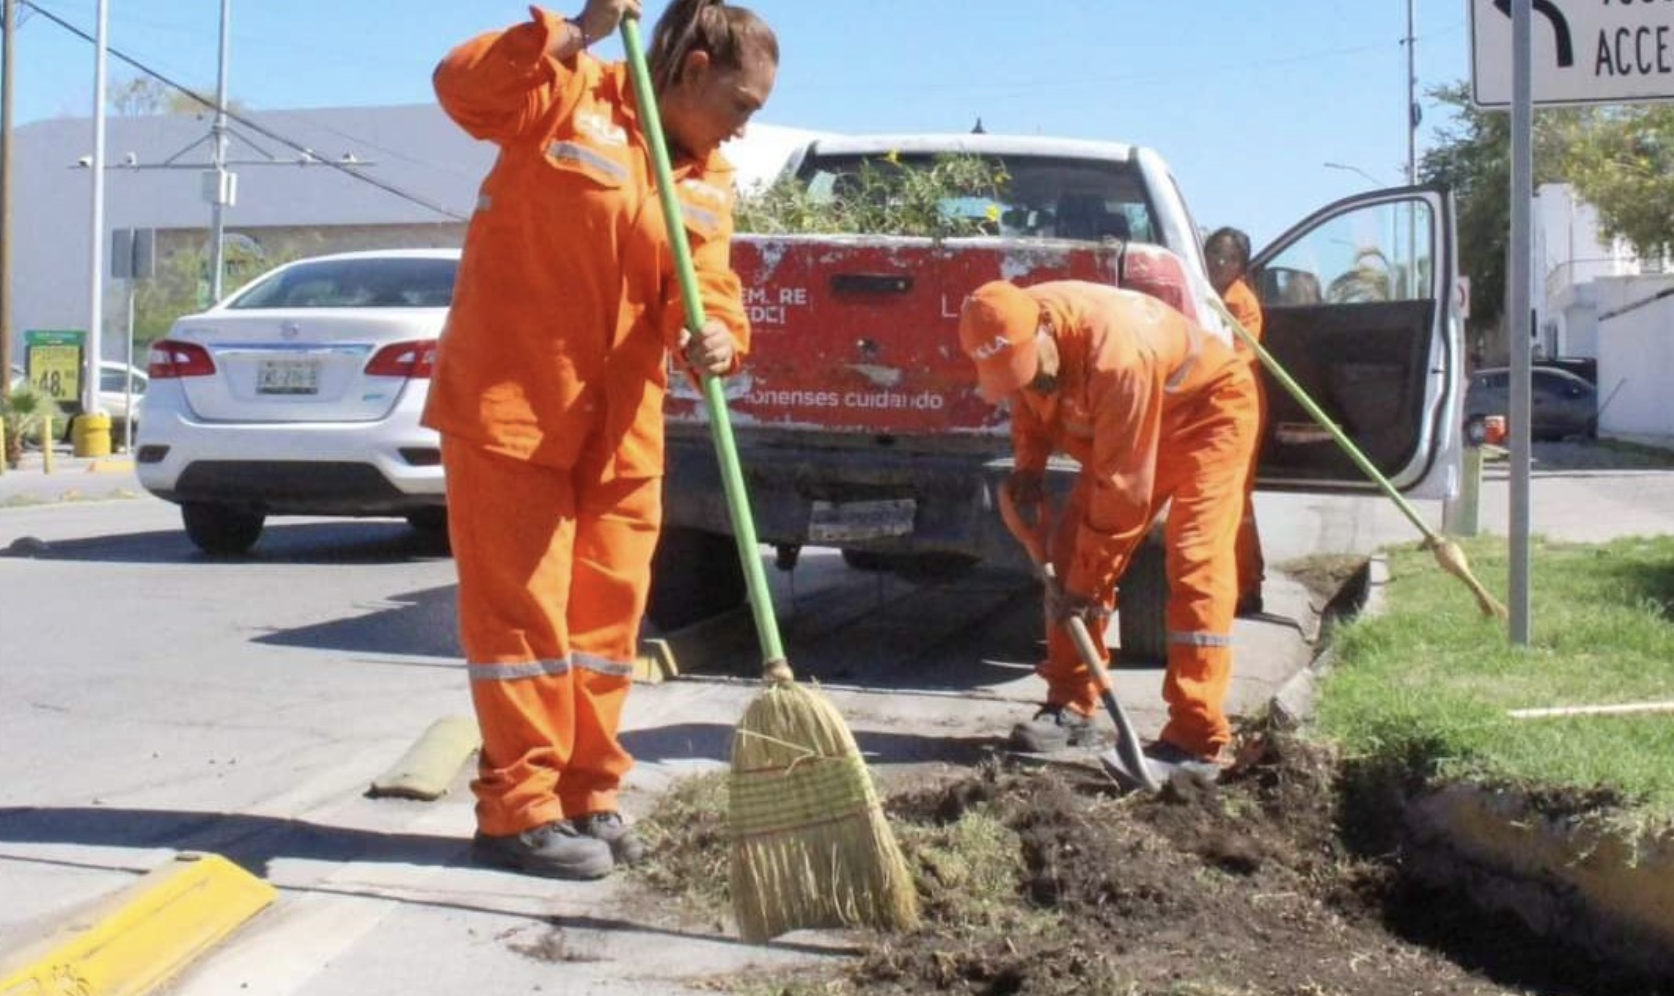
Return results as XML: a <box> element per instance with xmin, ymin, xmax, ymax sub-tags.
<box><xmin>426</xmin><ymin>0</ymin><xmax>778</xmax><ymax>880</ymax></box>
<box><xmin>1204</xmin><ymin>226</ymin><xmax>1267</xmax><ymax>615</ymax></box>
<box><xmin>958</xmin><ymin>280</ymin><xmax>1260</xmax><ymax>780</ymax></box>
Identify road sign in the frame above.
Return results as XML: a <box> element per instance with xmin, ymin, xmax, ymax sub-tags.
<box><xmin>111</xmin><ymin>227</ymin><xmax>157</xmax><ymax>281</ymax></box>
<box><xmin>1471</xmin><ymin>0</ymin><xmax>1674</xmax><ymax>107</ymax></box>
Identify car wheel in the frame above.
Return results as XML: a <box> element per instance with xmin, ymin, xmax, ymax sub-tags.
<box><xmin>181</xmin><ymin>502</ymin><xmax>265</xmax><ymax>555</ymax></box>
<box><xmin>647</xmin><ymin>526</ymin><xmax>746</xmax><ymax>631</ymax></box>
<box><xmin>1117</xmin><ymin>536</ymin><xmax>1168</xmax><ymax>666</ymax></box>
<box><xmin>406</xmin><ymin>508</ymin><xmax>448</xmax><ymax>533</ymax></box>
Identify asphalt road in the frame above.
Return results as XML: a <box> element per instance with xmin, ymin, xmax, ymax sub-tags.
<box><xmin>2</xmin><ymin>442</ymin><xmax>1669</xmax><ymax>994</ymax></box>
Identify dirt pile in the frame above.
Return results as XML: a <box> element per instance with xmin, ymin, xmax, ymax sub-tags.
<box><xmin>635</xmin><ymin>734</ymin><xmax>1666</xmax><ymax>995</ymax></box>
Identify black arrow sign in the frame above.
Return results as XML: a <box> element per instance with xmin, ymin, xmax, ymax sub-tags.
<box><xmin>1493</xmin><ymin>0</ymin><xmax>1575</xmax><ymax>67</ymax></box>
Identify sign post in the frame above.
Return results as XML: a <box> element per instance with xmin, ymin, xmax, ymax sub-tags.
<box><xmin>1469</xmin><ymin>0</ymin><xmax>1674</xmax><ymax>646</ymax></box>
<box><xmin>112</xmin><ymin>227</ymin><xmax>155</xmax><ymax>453</ymax></box>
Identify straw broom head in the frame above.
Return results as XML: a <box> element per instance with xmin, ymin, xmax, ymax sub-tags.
<box><xmin>729</xmin><ymin>678</ymin><xmax>920</xmax><ymax>943</ymax></box>
<box><xmin>1424</xmin><ymin>536</ymin><xmax>1509</xmax><ymax>620</ymax></box>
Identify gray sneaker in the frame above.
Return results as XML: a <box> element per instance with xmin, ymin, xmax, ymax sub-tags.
<box><xmin>1009</xmin><ymin>705</ymin><xmax>1099</xmax><ymax>753</ymax></box>
<box><xmin>472</xmin><ymin>821</ymin><xmax>614</xmax><ymax>880</ymax></box>
<box><xmin>571</xmin><ymin>811</ymin><xmax>646</xmax><ymax>866</ymax></box>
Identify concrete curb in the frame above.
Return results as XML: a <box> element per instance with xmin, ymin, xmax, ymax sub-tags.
<box><xmin>1269</xmin><ymin>553</ymin><xmax>1674</xmax><ymax>981</ymax></box>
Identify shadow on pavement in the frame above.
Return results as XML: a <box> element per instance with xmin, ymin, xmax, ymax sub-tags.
<box><xmin>254</xmin><ymin>584</ymin><xmax>461</xmax><ymax>659</ymax></box>
<box><xmin>0</xmin><ymin>520</ymin><xmax>451</xmax><ymax>565</ymax></box>
<box><xmin>622</xmin><ymin>721</ymin><xmax>1005</xmax><ymax>768</ymax></box>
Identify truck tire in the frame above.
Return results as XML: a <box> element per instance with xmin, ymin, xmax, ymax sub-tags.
<box><xmin>181</xmin><ymin>502</ymin><xmax>265</xmax><ymax>556</ymax></box>
<box><xmin>647</xmin><ymin>526</ymin><xmax>746</xmax><ymax>631</ymax></box>
<box><xmin>1117</xmin><ymin>537</ymin><xmax>1168</xmax><ymax>666</ymax></box>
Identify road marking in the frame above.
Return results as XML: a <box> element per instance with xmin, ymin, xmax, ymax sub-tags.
<box><xmin>0</xmin><ymin>852</ymin><xmax>274</xmax><ymax>996</ymax></box>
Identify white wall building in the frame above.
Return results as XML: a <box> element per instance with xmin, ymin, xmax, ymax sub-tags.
<box><xmin>1534</xmin><ymin>181</ymin><xmax>1670</xmax><ymax>361</ymax></box>
<box><xmin>5</xmin><ymin>104</ymin><xmax>820</xmax><ymax>363</ymax></box>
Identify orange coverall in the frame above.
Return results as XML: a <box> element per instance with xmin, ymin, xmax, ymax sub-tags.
<box><xmin>425</xmin><ymin>8</ymin><xmax>750</xmax><ymax>836</ymax></box>
<box><xmin>1223</xmin><ymin>276</ymin><xmax>1266</xmax><ymax>604</ymax></box>
<box><xmin>1010</xmin><ymin>282</ymin><xmax>1259</xmax><ymax>758</ymax></box>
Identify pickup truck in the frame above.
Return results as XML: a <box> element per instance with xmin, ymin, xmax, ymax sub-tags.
<box><xmin>651</xmin><ymin>134</ymin><xmax>1462</xmax><ymax>658</ymax></box>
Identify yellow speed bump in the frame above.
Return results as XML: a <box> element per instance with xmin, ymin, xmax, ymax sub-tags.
<box><xmin>0</xmin><ymin>852</ymin><xmax>275</xmax><ymax>996</ymax></box>
<box><xmin>367</xmin><ymin>715</ymin><xmax>481</xmax><ymax>801</ymax></box>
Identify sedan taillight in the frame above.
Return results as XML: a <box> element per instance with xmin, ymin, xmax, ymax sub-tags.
<box><xmin>365</xmin><ymin>340</ymin><xmax>437</xmax><ymax>380</ymax></box>
<box><xmin>147</xmin><ymin>340</ymin><xmax>216</xmax><ymax>379</ymax></box>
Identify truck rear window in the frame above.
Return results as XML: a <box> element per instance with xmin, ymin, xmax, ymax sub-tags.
<box><xmin>797</xmin><ymin>152</ymin><xmax>1159</xmax><ymax>245</ymax></box>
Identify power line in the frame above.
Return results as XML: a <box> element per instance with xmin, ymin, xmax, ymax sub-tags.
<box><xmin>18</xmin><ymin>0</ymin><xmax>467</xmax><ymax>221</ymax></box>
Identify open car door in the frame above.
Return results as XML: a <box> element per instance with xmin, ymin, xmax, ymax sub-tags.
<box><xmin>1250</xmin><ymin>185</ymin><xmax>1460</xmax><ymax>498</ymax></box>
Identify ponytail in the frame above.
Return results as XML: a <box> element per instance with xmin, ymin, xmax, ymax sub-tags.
<box><xmin>648</xmin><ymin>0</ymin><xmax>778</xmax><ymax>93</ymax></box>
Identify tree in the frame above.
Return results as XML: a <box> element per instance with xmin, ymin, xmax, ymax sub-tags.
<box><xmin>1418</xmin><ymin>83</ymin><xmax>1583</xmax><ymax>339</ymax></box>
<box><xmin>108</xmin><ymin>74</ymin><xmax>224</xmax><ymax>116</ymax></box>
<box><xmin>1564</xmin><ymin>106</ymin><xmax>1674</xmax><ymax>261</ymax></box>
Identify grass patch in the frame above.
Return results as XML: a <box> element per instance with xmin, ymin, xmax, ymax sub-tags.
<box><xmin>632</xmin><ymin>770</ymin><xmax>731</xmax><ymax>923</ymax></box>
<box><xmin>1316</xmin><ymin>535</ymin><xmax>1674</xmax><ymax>826</ymax></box>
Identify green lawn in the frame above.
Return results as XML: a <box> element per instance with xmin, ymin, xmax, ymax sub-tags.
<box><xmin>1315</xmin><ymin>535</ymin><xmax>1674</xmax><ymax>824</ymax></box>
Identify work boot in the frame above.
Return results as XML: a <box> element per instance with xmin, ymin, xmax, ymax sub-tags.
<box><xmin>1099</xmin><ymin>740</ymin><xmax>1225</xmax><ymax>792</ymax></box>
<box><xmin>471</xmin><ymin>821</ymin><xmax>614</xmax><ymax>880</ymax></box>
<box><xmin>571</xmin><ymin>811</ymin><xmax>646</xmax><ymax>866</ymax></box>
<box><xmin>1009</xmin><ymin>705</ymin><xmax>1099</xmax><ymax>753</ymax></box>
<box><xmin>1236</xmin><ymin>590</ymin><xmax>1264</xmax><ymax>617</ymax></box>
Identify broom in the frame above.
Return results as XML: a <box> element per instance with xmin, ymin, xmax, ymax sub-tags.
<box><xmin>1206</xmin><ymin>295</ymin><xmax>1507</xmax><ymax>620</ymax></box>
<box><xmin>618</xmin><ymin>18</ymin><xmax>919</xmax><ymax>943</ymax></box>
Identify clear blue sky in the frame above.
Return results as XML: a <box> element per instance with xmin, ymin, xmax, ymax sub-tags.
<box><xmin>9</xmin><ymin>0</ymin><xmax>1473</xmax><ymax>247</ymax></box>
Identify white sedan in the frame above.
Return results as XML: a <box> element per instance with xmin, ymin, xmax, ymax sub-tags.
<box><xmin>136</xmin><ymin>249</ymin><xmax>458</xmax><ymax>554</ymax></box>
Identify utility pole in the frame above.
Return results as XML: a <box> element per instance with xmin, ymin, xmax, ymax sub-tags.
<box><xmin>1406</xmin><ymin>0</ymin><xmax>1418</xmax><ymax>184</ymax></box>
<box><xmin>208</xmin><ymin>0</ymin><xmax>232</xmax><ymax>302</ymax></box>
<box><xmin>0</xmin><ymin>0</ymin><xmax>15</xmax><ymax>404</ymax></box>
<box><xmin>85</xmin><ymin>0</ymin><xmax>107</xmax><ymax>416</ymax></box>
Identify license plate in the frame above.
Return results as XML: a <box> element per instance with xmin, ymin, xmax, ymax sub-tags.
<box><xmin>257</xmin><ymin>358</ymin><xmax>320</xmax><ymax>395</ymax></box>
<box><xmin>808</xmin><ymin>499</ymin><xmax>916</xmax><ymax>543</ymax></box>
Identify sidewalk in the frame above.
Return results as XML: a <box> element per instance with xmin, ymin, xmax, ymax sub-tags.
<box><xmin>0</xmin><ymin>445</ymin><xmax>142</xmax><ymax>505</ymax></box>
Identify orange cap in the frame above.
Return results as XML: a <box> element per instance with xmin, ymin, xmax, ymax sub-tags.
<box><xmin>958</xmin><ymin>280</ymin><xmax>1041</xmax><ymax>402</ymax></box>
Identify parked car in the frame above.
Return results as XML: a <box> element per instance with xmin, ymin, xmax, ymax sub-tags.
<box><xmin>10</xmin><ymin>360</ymin><xmax>148</xmax><ymax>428</ymax></box>
<box><xmin>135</xmin><ymin>250</ymin><xmax>457</xmax><ymax>554</ymax></box>
<box><xmin>1465</xmin><ymin>365</ymin><xmax>1597</xmax><ymax>442</ymax></box>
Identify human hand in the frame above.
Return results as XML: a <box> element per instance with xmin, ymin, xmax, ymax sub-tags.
<box><xmin>681</xmin><ymin>319</ymin><xmax>737</xmax><ymax>376</ymax></box>
<box><xmin>578</xmin><ymin>0</ymin><xmax>642</xmax><ymax>41</ymax></box>
<box><xmin>1047</xmin><ymin>584</ymin><xmax>1107</xmax><ymax>628</ymax></box>
<box><xmin>1005</xmin><ymin>469</ymin><xmax>1045</xmax><ymax>508</ymax></box>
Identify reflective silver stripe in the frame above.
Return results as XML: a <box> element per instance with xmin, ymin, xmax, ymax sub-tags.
<box><xmin>679</xmin><ymin>203</ymin><xmax>720</xmax><ymax>231</ymax></box>
<box><xmin>1165</xmin><ymin>320</ymin><xmax>1205</xmax><ymax>392</ymax></box>
<box><xmin>547</xmin><ymin>141</ymin><xmax>630</xmax><ymax>181</ymax></box>
<box><xmin>1167</xmin><ymin>630</ymin><xmax>1232</xmax><ymax>648</ymax></box>
<box><xmin>469</xmin><ymin>658</ymin><xmax>572</xmax><ymax>681</ymax></box>
<box><xmin>574</xmin><ymin>652</ymin><xmax>635</xmax><ymax>677</ymax></box>
<box><xmin>476</xmin><ymin>193</ymin><xmax>492</xmax><ymax>212</ymax></box>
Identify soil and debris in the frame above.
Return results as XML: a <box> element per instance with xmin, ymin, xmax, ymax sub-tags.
<box><xmin>632</xmin><ymin>732</ymin><xmax>1669</xmax><ymax>996</ymax></box>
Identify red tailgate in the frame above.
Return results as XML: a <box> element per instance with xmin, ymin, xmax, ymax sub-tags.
<box><xmin>666</xmin><ymin>235</ymin><xmax>1121</xmax><ymax>437</ymax></box>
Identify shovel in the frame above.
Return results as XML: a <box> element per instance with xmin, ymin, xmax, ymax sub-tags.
<box><xmin>998</xmin><ymin>487</ymin><xmax>1160</xmax><ymax>792</ymax></box>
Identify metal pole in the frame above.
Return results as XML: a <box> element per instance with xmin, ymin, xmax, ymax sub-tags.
<box><xmin>0</xmin><ymin>0</ymin><xmax>15</xmax><ymax>405</ymax></box>
<box><xmin>209</xmin><ymin>0</ymin><xmax>230</xmax><ymax>302</ymax></box>
<box><xmin>1406</xmin><ymin>0</ymin><xmax>1418</xmax><ymax>185</ymax></box>
<box><xmin>85</xmin><ymin>0</ymin><xmax>107</xmax><ymax>415</ymax></box>
<box><xmin>123</xmin><ymin>279</ymin><xmax>134</xmax><ymax>452</ymax></box>
<box><xmin>1509</xmin><ymin>0</ymin><xmax>1534</xmax><ymax>645</ymax></box>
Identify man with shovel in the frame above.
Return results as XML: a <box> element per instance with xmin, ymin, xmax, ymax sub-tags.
<box><xmin>958</xmin><ymin>279</ymin><xmax>1260</xmax><ymax>783</ymax></box>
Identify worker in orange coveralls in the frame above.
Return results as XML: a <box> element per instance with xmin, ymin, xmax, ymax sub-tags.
<box><xmin>426</xmin><ymin>0</ymin><xmax>777</xmax><ymax>879</ymax></box>
<box><xmin>958</xmin><ymin>280</ymin><xmax>1259</xmax><ymax>782</ymax></box>
<box><xmin>1205</xmin><ymin>226</ymin><xmax>1268</xmax><ymax>616</ymax></box>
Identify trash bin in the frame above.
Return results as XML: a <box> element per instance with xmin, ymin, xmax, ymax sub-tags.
<box><xmin>72</xmin><ymin>412</ymin><xmax>112</xmax><ymax>458</ymax></box>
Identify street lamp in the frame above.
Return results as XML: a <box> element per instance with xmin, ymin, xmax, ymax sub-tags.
<box><xmin>1323</xmin><ymin>161</ymin><xmax>1384</xmax><ymax>186</ymax></box>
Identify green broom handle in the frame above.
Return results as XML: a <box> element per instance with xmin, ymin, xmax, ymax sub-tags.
<box><xmin>621</xmin><ymin>18</ymin><xmax>787</xmax><ymax>669</ymax></box>
<box><xmin>1208</xmin><ymin>295</ymin><xmax>1441</xmax><ymax>546</ymax></box>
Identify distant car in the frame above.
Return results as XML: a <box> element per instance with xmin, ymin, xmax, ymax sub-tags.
<box><xmin>135</xmin><ymin>249</ymin><xmax>458</xmax><ymax>554</ymax></box>
<box><xmin>1465</xmin><ymin>365</ymin><xmax>1597</xmax><ymax>442</ymax></box>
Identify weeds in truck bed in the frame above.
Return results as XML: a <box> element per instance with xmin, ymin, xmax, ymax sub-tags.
<box><xmin>736</xmin><ymin>154</ymin><xmax>1008</xmax><ymax>239</ymax></box>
